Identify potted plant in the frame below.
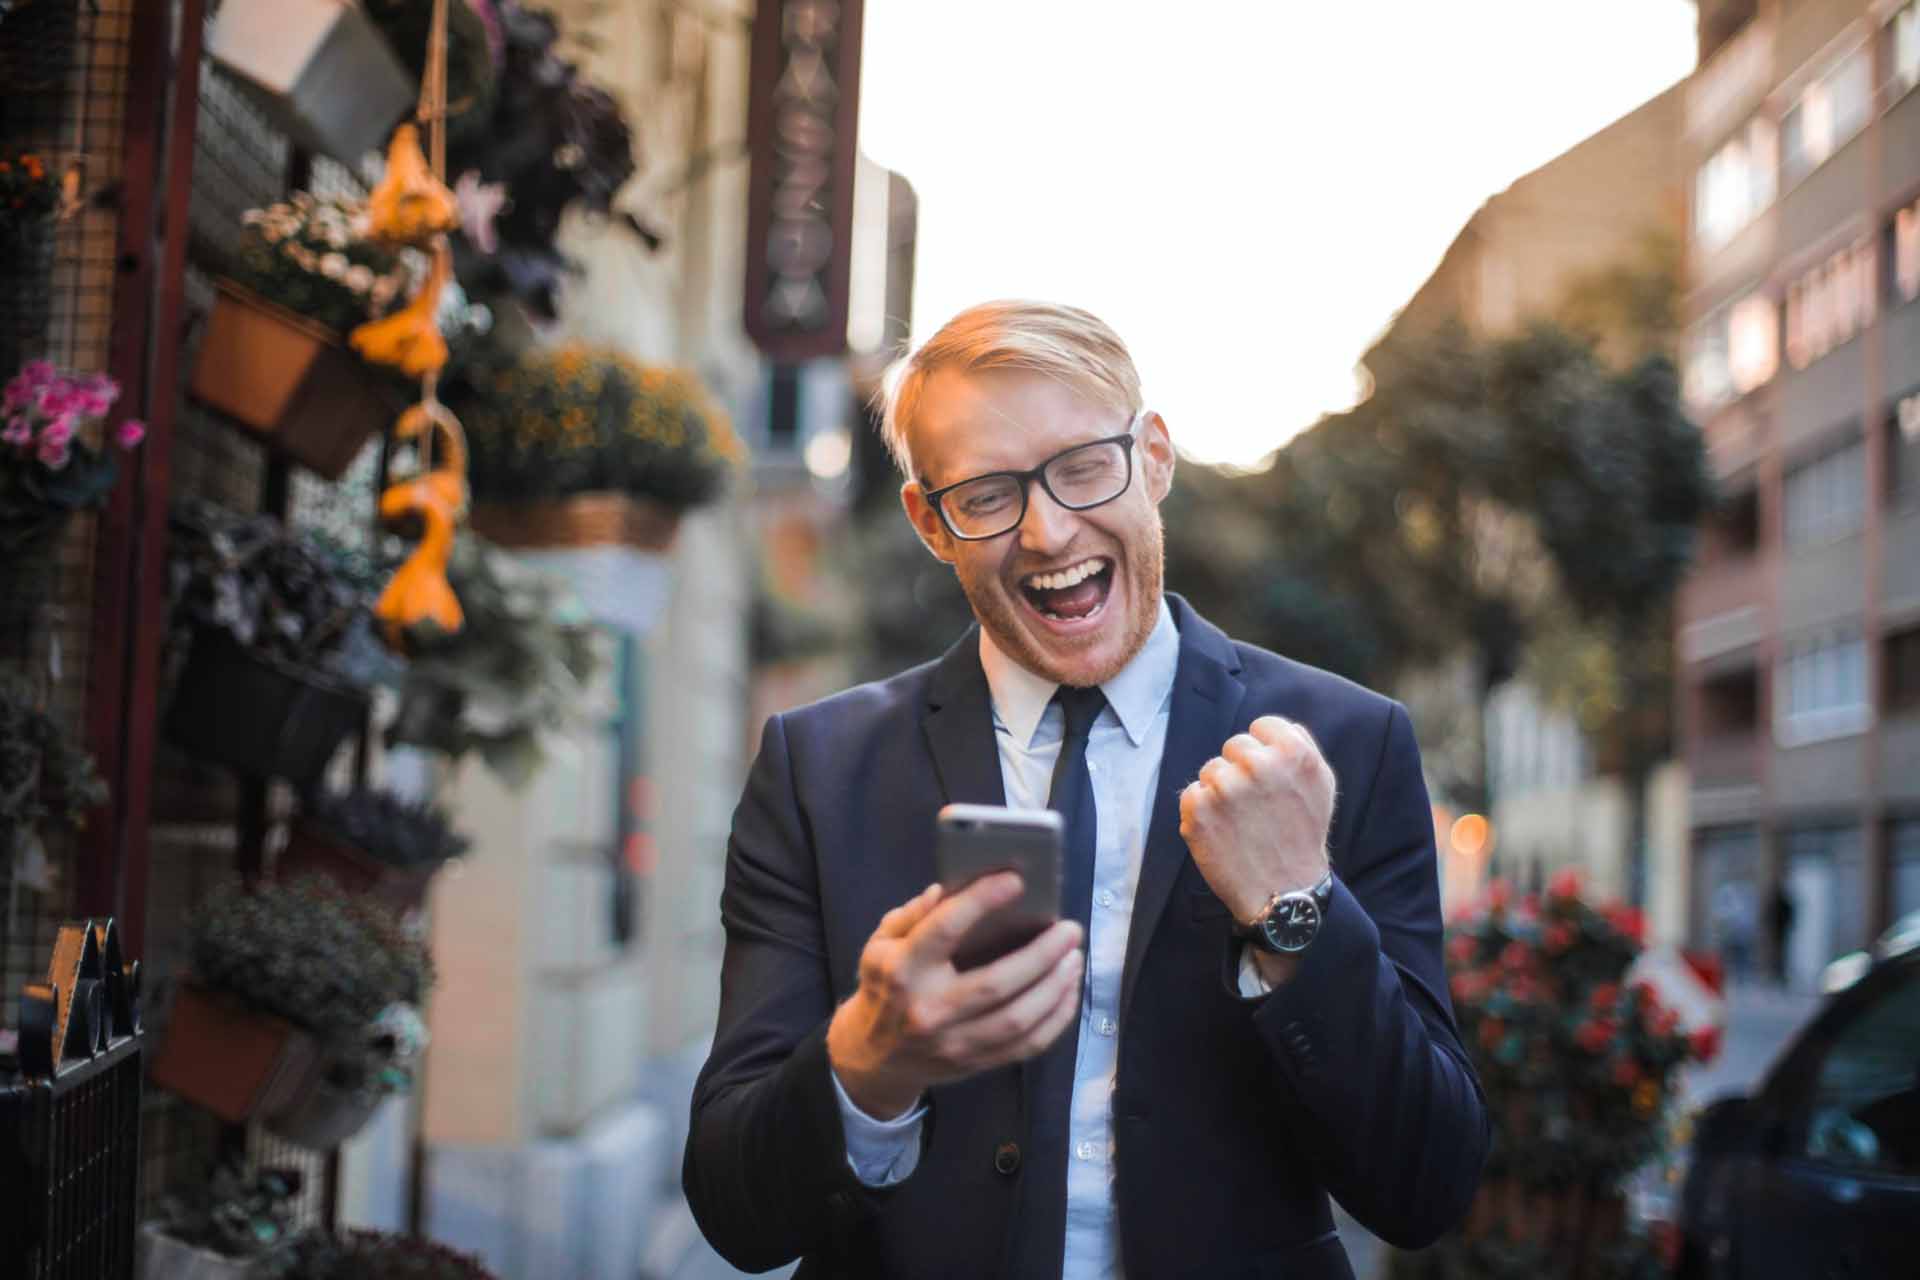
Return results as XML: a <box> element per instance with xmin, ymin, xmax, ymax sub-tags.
<box><xmin>138</xmin><ymin>1164</ymin><xmax>304</xmax><ymax>1280</ymax></box>
<box><xmin>284</xmin><ymin>1229</ymin><xmax>499</xmax><ymax>1279</ymax></box>
<box><xmin>0</xmin><ymin>147</ymin><xmax>62</xmax><ymax>379</ymax></box>
<box><xmin>189</xmin><ymin>192</ymin><xmax>424</xmax><ymax>479</ymax></box>
<box><xmin>0</xmin><ymin>669</ymin><xmax>106</xmax><ymax>894</ymax></box>
<box><xmin>163</xmin><ymin>499</ymin><xmax>392</xmax><ymax>788</ymax></box>
<box><xmin>2</xmin><ymin>360</ymin><xmax>146</xmax><ymax>640</ymax></box>
<box><xmin>363</xmin><ymin>0</ymin><xmax>500</xmax><ymax>150</ymax></box>
<box><xmin>1392</xmin><ymin>871</ymin><xmax>1716</xmax><ymax>1280</ymax></box>
<box><xmin>279</xmin><ymin>785</ymin><xmax>470</xmax><ymax>910</ymax></box>
<box><xmin>206</xmin><ymin>0</ymin><xmax>414</xmax><ymax>163</ymax></box>
<box><xmin>149</xmin><ymin>876</ymin><xmax>433</xmax><ymax>1147</ymax></box>
<box><xmin>452</xmin><ymin>343</ymin><xmax>743</xmax><ymax>552</ymax></box>
<box><xmin>383</xmin><ymin>529</ymin><xmax>602</xmax><ymax>787</ymax></box>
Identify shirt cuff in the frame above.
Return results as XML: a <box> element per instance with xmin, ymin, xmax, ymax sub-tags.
<box><xmin>830</xmin><ymin>1068</ymin><xmax>928</xmax><ymax>1187</ymax></box>
<box><xmin>1236</xmin><ymin>943</ymin><xmax>1274</xmax><ymax>999</ymax></box>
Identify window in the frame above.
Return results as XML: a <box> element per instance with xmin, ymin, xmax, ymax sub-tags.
<box><xmin>1784</xmin><ymin>438</ymin><xmax>1866</xmax><ymax>546</ymax></box>
<box><xmin>1798</xmin><ymin>968</ymin><xmax>1920</xmax><ymax>1175</ymax></box>
<box><xmin>1888</xmin><ymin>627</ymin><xmax>1920</xmax><ymax>716</ymax></box>
<box><xmin>1777</xmin><ymin>630</ymin><xmax>1871</xmax><ymax>745</ymax></box>
<box><xmin>1785</xmin><ymin>240</ymin><xmax>1876</xmax><ymax>369</ymax></box>
<box><xmin>1893</xmin><ymin>197</ymin><xmax>1920</xmax><ymax>307</ymax></box>
<box><xmin>1686</xmin><ymin>291</ymin><xmax>1780</xmax><ymax>415</ymax></box>
<box><xmin>1781</xmin><ymin>45</ymin><xmax>1872</xmax><ymax>185</ymax></box>
<box><xmin>1890</xmin><ymin>2</ymin><xmax>1919</xmax><ymax>98</ymax></box>
<box><xmin>1694</xmin><ymin>117</ymin><xmax>1778</xmax><ymax>250</ymax></box>
<box><xmin>1894</xmin><ymin>390</ymin><xmax>1920</xmax><ymax>505</ymax></box>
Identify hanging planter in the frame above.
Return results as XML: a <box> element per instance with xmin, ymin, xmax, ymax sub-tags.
<box><xmin>188</xmin><ymin>281</ymin><xmax>401</xmax><ymax>481</ymax></box>
<box><xmin>147</xmin><ymin>984</ymin><xmax>321</xmax><ymax>1126</ymax></box>
<box><xmin>163</xmin><ymin>628</ymin><xmax>369</xmax><ymax>789</ymax></box>
<box><xmin>260</xmin><ymin>1056</ymin><xmax>385</xmax><ymax>1150</ymax></box>
<box><xmin>469</xmin><ymin>490</ymin><xmax>683</xmax><ymax>552</ymax></box>
<box><xmin>206</xmin><ymin>0</ymin><xmax>413</xmax><ymax>163</ymax></box>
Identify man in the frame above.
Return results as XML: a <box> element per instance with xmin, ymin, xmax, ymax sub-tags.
<box><xmin>685</xmin><ymin>302</ymin><xmax>1489</xmax><ymax>1278</ymax></box>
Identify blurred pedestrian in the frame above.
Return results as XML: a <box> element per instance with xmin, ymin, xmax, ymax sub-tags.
<box><xmin>684</xmin><ymin>301</ymin><xmax>1489</xmax><ymax>1276</ymax></box>
<box><xmin>1712</xmin><ymin>880</ymin><xmax>1757</xmax><ymax>984</ymax></box>
<box><xmin>1770</xmin><ymin>882</ymin><xmax>1796</xmax><ymax>986</ymax></box>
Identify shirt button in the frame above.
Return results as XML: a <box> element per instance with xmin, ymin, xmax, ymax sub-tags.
<box><xmin>1096</xmin><ymin>889</ymin><xmax>1115</xmax><ymax>909</ymax></box>
<box><xmin>1075</xmin><ymin>1140</ymin><xmax>1097</xmax><ymax>1161</ymax></box>
<box><xmin>1097</xmin><ymin>1016</ymin><xmax>1117</xmax><ymax>1037</ymax></box>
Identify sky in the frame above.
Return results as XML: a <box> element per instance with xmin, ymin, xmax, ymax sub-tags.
<box><xmin>857</xmin><ymin>1</ymin><xmax>1699</xmax><ymax>467</ymax></box>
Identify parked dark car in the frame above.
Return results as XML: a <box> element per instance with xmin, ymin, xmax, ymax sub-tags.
<box><xmin>1677</xmin><ymin>923</ymin><xmax>1920</xmax><ymax>1279</ymax></box>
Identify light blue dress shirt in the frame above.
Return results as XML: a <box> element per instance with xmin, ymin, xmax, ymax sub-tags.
<box><xmin>832</xmin><ymin>599</ymin><xmax>1238</xmax><ymax>1279</ymax></box>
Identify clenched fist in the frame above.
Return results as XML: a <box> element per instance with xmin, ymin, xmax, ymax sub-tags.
<box><xmin>1179</xmin><ymin>715</ymin><xmax>1335</xmax><ymax>926</ymax></box>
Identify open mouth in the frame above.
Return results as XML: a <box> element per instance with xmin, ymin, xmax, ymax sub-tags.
<box><xmin>1019</xmin><ymin>557</ymin><xmax>1114</xmax><ymax>625</ymax></box>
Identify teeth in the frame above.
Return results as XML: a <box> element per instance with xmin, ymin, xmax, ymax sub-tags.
<box><xmin>1026</xmin><ymin>559</ymin><xmax>1104</xmax><ymax>592</ymax></box>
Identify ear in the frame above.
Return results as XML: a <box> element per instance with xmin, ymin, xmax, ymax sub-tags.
<box><xmin>901</xmin><ymin>480</ymin><xmax>957</xmax><ymax>564</ymax></box>
<box><xmin>1140</xmin><ymin>411</ymin><xmax>1176</xmax><ymax>504</ymax></box>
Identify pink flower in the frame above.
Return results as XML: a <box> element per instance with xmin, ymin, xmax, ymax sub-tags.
<box><xmin>83</xmin><ymin>373</ymin><xmax>119</xmax><ymax>405</ymax></box>
<box><xmin>19</xmin><ymin>359</ymin><xmax>56</xmax><ymax>387</ymax></box>
<box><xmin>115</xmin><ymin>418</ymin><xmax>146</xmax><ymax>448</ymax></box>
<box><xmin>39</xmin><ymin>415</ymin><xmax>74</xmax><ymax>448</ymax></box>
<box><xmin>36</xmin><ymin>436</ymin><xmax>70</xmax><ymax>470</ymax></box>
<box><xmin>2</xmin><ymin>416</ymin><xmax>30</xmax><ymax>446</ymax></box>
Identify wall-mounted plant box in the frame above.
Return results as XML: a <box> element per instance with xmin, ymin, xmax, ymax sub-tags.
<box><xmin>188</xmin><ymin>281</ymin><xmax>397</xmax><ymax>481</ymax></box>
<box><xmin>163</xmin><ymin>629</ymin><xmax>368</xmax><ymax>790</ymax></box>
<box><xmin>207</xmin><ymin>0</ymin><xmax>413</xmax><ymax>163</ymax></box>
<box><xmin>146</xmin><ymin>984</ymin><xmax>318</xmax><ymax>1127</ymax></box>
<box><xmin>277</xmin><ymin>821</ymin><xmax>436</xmax><ymax>913</ymax></box>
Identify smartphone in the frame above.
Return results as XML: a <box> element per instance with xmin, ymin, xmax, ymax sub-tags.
<box><xmin>934</xmin><ymin>803</ymin><xmax>1063</xmax><ymax>970</ymax></box>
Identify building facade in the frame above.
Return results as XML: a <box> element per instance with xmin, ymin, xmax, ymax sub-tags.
<box><xmin>1677</xmin><ymin>0</ymin><xmax>1920</xmax><ymax>990</ymax></box>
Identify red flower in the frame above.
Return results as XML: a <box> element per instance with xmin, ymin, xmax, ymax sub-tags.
<box><xmin>1605</xmin><ymin>904</ymin><xmax>1646</xmax><ymax>943</ymax></box>
<box><xmin>1543</xmin><ymin>922</ymin><xmax>1575</xmax><ymax>953</ymax></box>
<box><xmin>1690</xmin><ymin>1025</ymin><xmax>1724</xmax><ymax>1064</ymax></box>
<box><xmin>1548</xmin><ymin>867</ymin><xmax>1583</xmax><ymax>901</ymax></box>
<box><xmin>1479</xmin><ymin>1018</ymin><xmax>1506</xmax><ymax>1051</ymax></box>
<box><xmin>1630</xmin><ymin>980</ymin><xmax>1658</xmax><ymax>1007</ymax></box>
<box><xmin>1653</xmin><ymin>1008</ymin><xmax>1680</xmax><ymax>1037</ymax></box>
<box><xmin>1518</xmin><ymin>893</ymin><xmax>1540</xmax><ymax>920</ymax></box>
<box><xmin>1589</xmin><ymin>983</ymin><xmax>1620</xmax><ymax>1013</ymax></box>
<box><xmin>1486</xmin><ymin>880</ymin><xmax>1512</xmax><ymax>914</ymax></box>
<box><xmin>1499</xmin><ymin>941</ymin><xmax>1530</xmax><ymax>971</ymax></box>
<box><xmin>1575</xmin><ymin>1019</ymin><xmax>1617</xmax><ymax>1053</ymax></box>
<box><xmin>1611</xmin><ymin>1057</ymin><xmax>1642</xmax><ymax>1088</ymax></box>
<box><xmin>1447</xmin><ymin>934</ymin><xmax>1476</xmax><ymax>965</ymax></box>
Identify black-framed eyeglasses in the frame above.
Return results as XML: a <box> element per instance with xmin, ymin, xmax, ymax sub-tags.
<box><xmin>922</xmin><ymin>413</ymin><xmax>1145</xmax><ymax>541</ymax></box>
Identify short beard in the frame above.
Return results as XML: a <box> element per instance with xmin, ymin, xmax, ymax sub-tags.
<box><xmin>955</xmin><ymin>513</ymin><xmax>1165</xmax><ymax>688</ymax></box>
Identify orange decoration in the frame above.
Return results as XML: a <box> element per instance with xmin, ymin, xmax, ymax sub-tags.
<box><xmin>374</xmin><ymin>400</ymin><xmax>469</xmax><ymax>647</ymax></box>
<box><xmin>365</xmin><ymin>124</ymin><xmax>459</xmax><ymax>247</ymax></box>
<box><xmin>349</xmin><ymin>242</ymin><xmax>451</xmax><ymax>378</ymax></box>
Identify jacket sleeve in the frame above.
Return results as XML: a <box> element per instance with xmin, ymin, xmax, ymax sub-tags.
<box><xmin>681</xmin><ymin>713</ymin><xmax>912</xmax><ymax>1272</ymax></box>
<box><xmin>1248</xmin><ymin>701</ymin><xmax>1490</xmax><ymax>1249</ymax></box>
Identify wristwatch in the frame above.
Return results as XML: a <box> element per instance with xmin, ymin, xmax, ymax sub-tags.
<box><xmin>1235</xmin><ymin>870</ymin><xmax>1334</xmax><ymax>955</ymax></box>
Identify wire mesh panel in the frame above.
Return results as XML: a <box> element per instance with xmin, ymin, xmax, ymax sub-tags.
<box><xmin>0</xmin><ymin>1036</ymin><xmax>145</xmax><ymax>1280</ymax></box>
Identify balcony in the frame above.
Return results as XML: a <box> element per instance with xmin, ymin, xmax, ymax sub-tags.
<box><xmin>1691</xmin><ymin>729</ymin><xmax>1762</xmax><ymax>788</ymax></box>
<box><xmin>1680</xmin><ymin>555</ymin><xmax>1764</xmax><ymax>661</ymax></box>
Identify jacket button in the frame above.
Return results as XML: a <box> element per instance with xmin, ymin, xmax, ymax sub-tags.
<box><xmin>993</xmin><ymin>1141</ymin><xmax>1021</xmax><ymax>1175</ymax></box>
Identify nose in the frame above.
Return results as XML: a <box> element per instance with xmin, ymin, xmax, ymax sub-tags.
<box><xmin>1015</xmin><ymin>475</ymin><xmax>1078</xmax><ymax>554</ymax></box>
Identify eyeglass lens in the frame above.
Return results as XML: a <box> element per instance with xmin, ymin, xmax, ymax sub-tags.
<box><xmin>943</xmin><ymin>439</ymin><xmax>1132</xmax><ymax>538</ymax></box>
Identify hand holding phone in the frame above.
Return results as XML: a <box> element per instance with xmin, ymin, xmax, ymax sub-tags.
<box><xmin>934</xmin><ymin>804</ymin><xmax>1064</xmax><ymax>970</ymax></box>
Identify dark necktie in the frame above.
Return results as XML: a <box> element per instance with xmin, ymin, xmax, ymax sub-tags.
<box><xmin>1048</xmin><ymin>684</ymin><xmax>1107</xmax><ymax>939</ymax></box>
<box><xmin>1011</xmin><ymin>683</ymin><xmax>1106</xmax><ymax>1276</ymax></box>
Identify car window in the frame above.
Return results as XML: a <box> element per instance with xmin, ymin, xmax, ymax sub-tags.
<box><xmin>1800</xmin><ymin>967</ymin><xmax>1920</xmax><ymax>1175</ymax></box>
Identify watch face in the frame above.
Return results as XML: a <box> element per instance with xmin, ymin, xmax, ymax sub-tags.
<box><xmin>1260</xmin><ymin>893</ymin><xmax>1323</xmax><ymax>953</ymax></box>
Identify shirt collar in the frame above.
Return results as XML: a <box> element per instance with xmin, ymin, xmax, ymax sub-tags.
<box><xmin>978</xmin><ymin>596</ymin><xmax>1178</xmax><ymax>749</ymax></box>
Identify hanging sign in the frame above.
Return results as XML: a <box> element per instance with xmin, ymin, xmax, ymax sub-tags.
<box><xmin>743</xmin><ymin>0</ymin><xmax>867</xmax><ymax>361</ymax></box>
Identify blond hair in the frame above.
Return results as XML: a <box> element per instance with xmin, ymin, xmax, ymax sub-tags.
<box><xmin>877</xmin><ymin>300</ymin><xmax>1143</xmax><ymax>476</ymax></box>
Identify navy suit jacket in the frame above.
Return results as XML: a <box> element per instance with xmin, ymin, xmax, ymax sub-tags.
<box><xmin>685</xmin><ymin>597</ymin><xmax>1489</xmax><ymax>1278</ymax></box>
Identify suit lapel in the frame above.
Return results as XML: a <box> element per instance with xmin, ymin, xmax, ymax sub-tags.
<box><xmin>921</xmin><ymin>625</ymin><xmax>1008</xmax><ymax>810</ymax></box>
<box><xmin>1120</xmin><ymin>596</ymin><xmax>1246</xmax><ymax>1025</ymax></box>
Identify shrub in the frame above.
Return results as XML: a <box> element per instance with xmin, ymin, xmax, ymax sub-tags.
<box><xmin>304</xmin><ymin>786</ymin><xmax>471</xmax><ymax>870</ymax></box>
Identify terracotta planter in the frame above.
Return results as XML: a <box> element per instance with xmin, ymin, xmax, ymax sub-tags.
<box><xmin>188</xmin><ymin>281</ymin><xmax>399</xmax><ymax>480</ymax></box>
<box><xmin>277</xmin><ymin>820</ymin><xmax>437</xmax><ymax>912</ymax></box>
<box><xmin>147</xmin><ymin>985</ymin><xmax>319</xmax><ymax>1125</ymax></box>
<box><xmin>207</xmin><ymin>0</ymin><xmax>412</xmax><ymax>163</ymax></box>
<box><xmin>469</xmin><ymin>492</ymin><xmax>683</xmax><ymax>552</ymax></box>
<box><xmin>164</xmin><ymin>628</ymin><xmax>369</xmax><ymax>789</ymax></box>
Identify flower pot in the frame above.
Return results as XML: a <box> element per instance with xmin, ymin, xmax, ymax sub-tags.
<box><xmin>277</xmin><ymin>820</ymin><xmax>437</xmax><ymax>912</ymax></box>
<box><xmin>469</xmin><ymin>492</ymin><xmax>683</xmax><ymax>552</ymax></box>
<box><xmin>147</xmin><ymin>984</ymin><xmax>319</xmax><ymax>1125</ymax></box>
<box><xmin>164</xmin><ymin>628</ymin><xmax>369</xmax><ymax>789</ymax></box>
<box><xmin>188</xmin><ymin>281</ymin><xmax>400</xmax><ymax>480</ymax></box>
<box><xmin>261</xmin><ymin>1068</ymin><xmax>383</xmax><ymax>1150</ymax></box>
<box><xmin>136</xmin><ymin>1224</ymin><xmax>272</xmax><ymax>1280</ymax></box>
<box><xmin>207</xmin><ymin>0</ymin><xmax>413</xmax><ymax>163</ymax></box>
